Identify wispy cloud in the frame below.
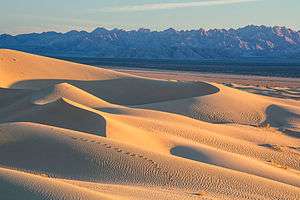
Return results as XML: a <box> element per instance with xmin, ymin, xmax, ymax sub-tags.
<box><xmin>99</xmin><ymin>0</ymin><xmax>261</xmax><ymax>12</ymax></box>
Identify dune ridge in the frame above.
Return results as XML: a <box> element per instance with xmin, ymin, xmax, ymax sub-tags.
<box><xmin>0</xmin><ymin>49</ymin><xmax>299</xmax><ymax>200</ymax></box>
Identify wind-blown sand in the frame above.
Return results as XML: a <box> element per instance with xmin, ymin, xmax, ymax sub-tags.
<box><xmin>0</xmin><ymin>49</ymin><xmax>299</xmax><ymax>200</ymax></box>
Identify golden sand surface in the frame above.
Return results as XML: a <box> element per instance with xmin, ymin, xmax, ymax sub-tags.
<box><xmin>0</xmin><ymin>49</ymin><xmax>299</xmax><ymax>200</ymax></box>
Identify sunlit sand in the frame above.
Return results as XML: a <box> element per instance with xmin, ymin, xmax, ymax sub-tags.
<box><xmin>0</xmin><ymin>49</ymin><xmax>299</xmax><ymax>200</ymax></box>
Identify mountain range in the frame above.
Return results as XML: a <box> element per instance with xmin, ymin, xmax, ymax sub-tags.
<box><xmin>1</xmin><ymin>25</ymin><xmax>300</xmax><ymax>59</ymax></box>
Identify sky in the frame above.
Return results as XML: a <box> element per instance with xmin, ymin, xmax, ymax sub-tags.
<box><xmin>0</xmin><ymin>0</ymin><xmax>299</xmax><ymax>35</ymax></box>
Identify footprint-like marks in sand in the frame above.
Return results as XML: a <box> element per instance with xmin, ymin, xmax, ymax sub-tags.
<box><xmin>70</xmin><ymin>136</ymin><xmax>174</xmax><ymax>183</ymax></box>
<box><xmin>259</xmin><ymin>143</ymin><xmax>300</xmax><ymax>157</ymax></box>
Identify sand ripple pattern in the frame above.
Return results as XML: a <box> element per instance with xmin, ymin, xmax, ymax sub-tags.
<box><xmin>0</xmin><ymin>49</ymin><xmax>299</xmax><ymax>200</ymax></box>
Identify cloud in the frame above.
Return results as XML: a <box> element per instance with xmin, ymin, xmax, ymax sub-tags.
<box><xmin>99</xmin><ymin>0</ymin><xmax>261</xmax><ymax>12</ymax></box>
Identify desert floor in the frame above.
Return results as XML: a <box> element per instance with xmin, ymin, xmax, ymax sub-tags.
<box><xmin>0</xmin><ymin>49</ymin><xmax>299</xmax><ymax>200</ymax></box>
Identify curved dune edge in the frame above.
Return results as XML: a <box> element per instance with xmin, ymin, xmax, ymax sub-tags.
<box><xmin>0</xmin><ymin>167</ymin><xmax>119</xmax><ymax>200</ymax></box>
<box><xmin>0</xmin><ymin>166</ymin><xmax>209</xmax><ymax>200</ymax></box>
<box><xmin>170</xmin><ymin>144</ymin><xmax>300</xmax><ymax>187</ymax></box>
<box><xmin>0</xmin><ymin>83</ymin><xmax>298</xmax><ymax>171</ymax></box>
<box><xmin>0</xmin><ymin>122</ymin><xmax>299</xmax><ymax>200</ymax></box>
<box><xmin>0</xmin><ymin>49</ymin><xmax>300</xmax><ymax>200</ymax></box>
<box><xmin>0</xmin><ymin>49</ymin><xmax>220</xmax><ymax>105</ymax></box>
<box><xmin>0</xmin><ymin>49</ymin><xmax>128</xmax><ymax>88</ymax></box>
<box><xmin>138</xmin><ymin>83</ymin><xmax>300</xmax><ymax>128</ymax></box>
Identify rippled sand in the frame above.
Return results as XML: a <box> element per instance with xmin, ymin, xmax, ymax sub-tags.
<box><xmin>0</xmin><ymin>49</ymin><xmax>299</xmax><ymax>200</ymax></box>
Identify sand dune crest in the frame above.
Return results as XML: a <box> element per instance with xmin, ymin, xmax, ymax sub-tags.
<box><xmin>0</xmin><ymin>49</ymin><xmax>299</xmax><ymax>200</ymax></box>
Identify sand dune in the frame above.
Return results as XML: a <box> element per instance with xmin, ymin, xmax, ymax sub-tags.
<box><xmin>0</xmin><ymin>49</ymin><xmax>299</xmax><ymax>200</ymax></box>
<box><xmin>138</xmin><ymin>83</ymin><xmax>300</xmax><ymax>127</ymax></box>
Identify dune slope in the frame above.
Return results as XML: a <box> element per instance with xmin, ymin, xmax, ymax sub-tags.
<box><xmin>0</xmin><ymin>49</ymin><xmax>299</xmax><ymax>200</ymax></box>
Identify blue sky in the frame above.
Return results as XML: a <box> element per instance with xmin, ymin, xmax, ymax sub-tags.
<box><xmin>1</xmin><ymin>0</ymin><xmax>299</xmax><ymax>34</ymax></box>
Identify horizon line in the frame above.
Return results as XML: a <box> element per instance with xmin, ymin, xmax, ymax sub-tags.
<box><xmin>2</xmin><ymin>24</ymin><xmax>299</xmax><ymax>36</ymax></box>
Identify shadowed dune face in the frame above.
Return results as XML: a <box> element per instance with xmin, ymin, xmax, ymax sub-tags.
<box><xmin>0</xmin><ymin>50</ymin><xmax>300</xmax><ymax>200</ymax></box>
<box><xmin>21</xmin><ymin>102</ymin><xmax>105</xmax><ymax>137</ymax></box>
<box><xmin>0</xmin><ymin>49</ymin><xmax>219</xmax><ymax>105</ymax></box>
<box><xmin>171</xmin><ymin>145</ymin><xmax>300</xmax><ymax>188</ymax></box>
<box><xmin>264</xmin><ymin>105</ymin><xmax>300</xmax><ymax>138</ymax></box>
<box><xmin>0</xmin><ymin>88</ymin><xmax>32</xmax><ymax>108</ymax></box>
<box><xmin>171</xmin><ymin>146</ymin><xmax>212</xmax><ymax>163</ymax></box>
<box><xmin>137</xmin><ymin>84</ymin><xmax>269</xmax><ymax>126</ymax></box>
<box><xmin>10</xmin><ymin>78</ymin><xmax>220</xmax><ymax>105</ymax></box>
<box><xmin>0</xmin><ymin>95</ymin><xmax>107</xmax><ymax>137</ymax></box>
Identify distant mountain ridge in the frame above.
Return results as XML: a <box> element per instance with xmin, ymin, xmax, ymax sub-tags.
<box><xmin>1</xmin><ymin>25</ymin><xmax>300</xmax><ymax>59</ymax></box>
